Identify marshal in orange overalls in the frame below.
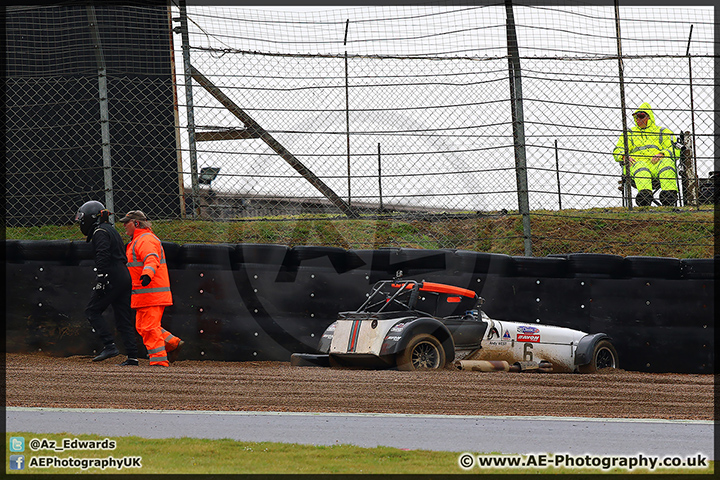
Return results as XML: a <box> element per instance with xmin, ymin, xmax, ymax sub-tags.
<box><xmin>125</xmin><ymin>228</ymin><xmax>182</xmax><ymax>366</ymax></box>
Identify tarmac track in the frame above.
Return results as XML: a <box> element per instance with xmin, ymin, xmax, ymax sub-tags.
<box><xmin>4</xmin><ymin>353</ymin><xmax>715</xmax><ymax>458</ymax></box>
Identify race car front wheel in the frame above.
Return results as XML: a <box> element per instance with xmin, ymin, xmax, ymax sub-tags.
<box><xmin>578</xmin><ymin>340</ymin><xmax>619</xmax><ymax>373</ymax></box>
<box><xmin>397</xmin><ymin>334</ymin><xmax>446</xmax><ymax>371</ymax></box>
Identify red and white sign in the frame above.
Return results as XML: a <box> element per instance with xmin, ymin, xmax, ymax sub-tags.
<box><xmin>517</xmin><ymin>334</ymin><xmax>540</xmax><ymax>343</ymax></box>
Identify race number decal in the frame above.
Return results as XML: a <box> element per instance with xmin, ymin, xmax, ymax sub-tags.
<box><xmin>523</xmin><ymin>343</ymin><xmax>533</xmax><ymax>362</ymax></box>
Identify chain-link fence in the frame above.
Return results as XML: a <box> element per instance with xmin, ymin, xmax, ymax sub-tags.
<box><xmin>5</xmin><ymin>2</ymin><xmax>716</xmax><ymax>257</ymax></box>
<box><xmin>5</xmin><ymin>5</ymin><xmax>181</xmax><ymax>227</ymax></box>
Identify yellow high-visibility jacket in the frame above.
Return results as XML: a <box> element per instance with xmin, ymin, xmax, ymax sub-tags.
<box><xmin>613</xmin><ymin>102</ymin><xmax>677</xmax><ymax>166</ymax></box>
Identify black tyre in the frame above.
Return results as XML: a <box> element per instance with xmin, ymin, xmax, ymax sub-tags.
<box><xmin>236</xmin><ymin>244</ymin><xmax>289</xmax><ymax>265</ymax></box>
<box><xmin>290</xmin><ymin>246</ymin><xmax>348</xmax><ymax>263</ymax></box>
<box><xmin>397</xmin><ymin>333</ymin><xmax>446</xmax><ymax>371</ymax></box>
<box><xmin>18</xmin><ymin>240</ymin><xmax>73</xmax><ymax>264</ymax></box>
<box><xmin>286</xmin><ymin>246</ymin><xmax>356</xmax><ymax>273</ymax></box>
<box><xmin>681</xmin><ymin>258</ymin><xmax>715</xmax><ymax>279</ymax></box>
<box><xmin>394</xmin><ymin>248</ymin><xmax>449</xmax><ymax>276</ymax></box>
<box><xmin>454</xmin><ymin>250</ymin><xmax>514</xmax><ymax>276</ymax></box>
<box><xmin>578</xmin><ymin>340</ymin><xmax>619</xmax><ymax>373</ymax></box>
<box><xmin>512</xmin><ymin>256</ymin><xmax>568</xmax><ymax>278</ymax></box>
<box><xmin>5</xmin><ymin>240</ymin><xmax>22</xmax><ymax>264</ymax></box>
<box><xmin>181</xmin><ymin>263</ymin><xmax>226</xmax><ymax>271</ymax></box>
<box><xmin>567</xmin><ymin>253</ymin><xmax>625</xmax><ymax>278</ymax></box>
<box><xmin>624</xmin><ymin>256</ymin><xmax>681</xmax><ymax>279</ymax></box>
<box><xmin>69</xmin><ymin>240</ymin><xmax>95</xmax><ymax>263</ymax></box>
<box><xmin>179</xmin><ymin>243</ymin><xmax>236</xmax><ymax>269</ymax></box>
<box><xmin>162</xmin><ymin>242</ymin><xmax>182</xmax><ymax>269</ymax></box>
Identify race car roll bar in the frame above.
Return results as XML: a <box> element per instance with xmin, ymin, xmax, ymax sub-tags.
<box><xmin>356</xmin><ymin>280</ymin><xmax>478</xmax><ymax>313</ymax></box>
<box><xmin>392</xmin><ymin>281</ymin><xmax>477</xmax><ymax>299</ymax></box>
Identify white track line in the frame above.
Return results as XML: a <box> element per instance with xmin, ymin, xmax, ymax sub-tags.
<box><xmin>6</xmin><ymin>406</ymin><xmax>712</xmax><ymax>425</ymax></box>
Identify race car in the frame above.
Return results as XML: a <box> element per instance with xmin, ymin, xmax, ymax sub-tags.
<box><xmin>292</xmin><ymin>277</ymin><xmax>619</xmax><ymax>373</ymax></box>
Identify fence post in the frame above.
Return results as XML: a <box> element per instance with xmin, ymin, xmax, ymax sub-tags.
<box><xmin>178</xmin><ymin>0</ymin><xmax>200</xmax><ymax>218</ymax></box>
<box><xmin>685</xmin><ymin>25</ymin><xmax>700</xmax><ymax>209</ymax></box>
<box><xmin>505</xmin><ymin>0</ymin><xmax>532</xmax><ymax>256</ymax></box>
<box><xmin>614</xmin><ymin>0</ymin><xmax>633</xmax><ymax>210</ymax></box>
<box><xmin>169</xmin><ymin>6</ymin><xmax>186</xmax><ymax>218</ymax></box>
<box><xmin>555</xmin><ymin>140</ymin><xmax>562</xmax><ymax>210</ymax></box>
<box><xmin>86</xmin><ymin>6</ymin><xmax>114</xmax><ymax>217</ymax></box>
<box><xmin>378</xmin><ymin>143</ymin><xmax>383</xmax><ymax>212</ymax></box>
<box><xmin>344</xmin><ymin>19</ymin><xmax>352</xmax><ymax>206</ymax></box>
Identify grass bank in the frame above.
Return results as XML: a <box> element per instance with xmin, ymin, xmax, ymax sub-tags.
<box><xmin>5</xmin><ymin>207</ymin><xmax>714</xmax><ymax>258</ymax></box>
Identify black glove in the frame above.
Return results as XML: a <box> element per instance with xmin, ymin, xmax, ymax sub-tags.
<box><xmin>93</xmin><ymin>273</ymin><xmax>110</xmax><ymax>292</ymax></box>
<box><xmin>140</xmin><ymin>275</ymin><xmax>151</xmax><ymax>286</ymax></box>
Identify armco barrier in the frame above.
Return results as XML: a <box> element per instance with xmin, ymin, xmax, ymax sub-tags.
<box><xmin>4</xmin><ymin>240</ymin><xmax>714</xmax><ymax>374</ymax></box>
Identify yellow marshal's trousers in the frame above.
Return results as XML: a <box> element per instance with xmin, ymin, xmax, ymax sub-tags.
<box><xmin>629</xmin><ymin>157</ymin><xmax>678</xmax><ymax>192</ymax></box>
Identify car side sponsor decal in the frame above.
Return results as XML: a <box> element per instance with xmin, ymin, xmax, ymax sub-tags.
<box><xmin>517</xmin><ymin>334</ymin><xmax>540</xmax><ymax>342</ymax></box>
<box><xmin>502</xmin><ymin>330</ymin><xmax>511</xmax><ymax>340</ymax></box>
<box><xmin>322</xmin><ymin>321</ymin><xmax>337</xmax><ymax>340</ymax></box>
<box><xmin>517</xmin><ymin>326</ymin><xmax>539</xmax><ymax>334</ymax></box>
<box><xmin>390</xmin><ymin>322</ymin><xmax>406</xmax><ymax>332</ymax></box>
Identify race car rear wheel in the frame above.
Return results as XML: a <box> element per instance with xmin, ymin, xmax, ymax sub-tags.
<box><xmin>397</xmin><ymin>334</ymin><xmax>446</xmax><ymax>371</ymax></box>
<box><xmin>578</xmin><ymin>340</ymin><xmax>619</xmax><ymax>373</ymax></box>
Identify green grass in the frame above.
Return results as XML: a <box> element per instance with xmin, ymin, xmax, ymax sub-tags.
<box><xmin>4</xmin><ymin>205</ymin><xmax>714</xmax><ymax>258</ymax></box>
<box><xmin>6</xmin><ymin>432</ymin><xmax>713</xmax><ymax>475</ymax></box>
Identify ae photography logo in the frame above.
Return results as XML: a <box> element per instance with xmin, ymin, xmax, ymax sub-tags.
<box><xmin>457</xmin><ymin>452</ymin><xmax>710</xmax><ymax>471</ymax></box>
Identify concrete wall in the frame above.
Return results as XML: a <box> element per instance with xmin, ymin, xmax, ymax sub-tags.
<box><xmin>4</xmin><ymin>240</ymin><xmax>714</xmax><ymax>373</ymax></box>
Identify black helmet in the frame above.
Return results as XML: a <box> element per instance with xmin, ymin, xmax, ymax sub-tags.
<box><xmin>75</xmin><ymin>200</ymin><xmax>107</xmax><ymax>238</ymax></box>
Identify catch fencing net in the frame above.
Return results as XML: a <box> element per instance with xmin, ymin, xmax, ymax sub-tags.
<box><xmin>5</xmin><ymin>5</ymin><xmax>180</xmax><ymax>227</ymax></box>
<box><xmin>5</xmin><ymin>2</ymin><xmax>715</xmax><ymax>256</ymax></box>
<box><xmin>172</xmin><ymin>2</ymin><xmax>715</xmax><ymax>255</ymax></box>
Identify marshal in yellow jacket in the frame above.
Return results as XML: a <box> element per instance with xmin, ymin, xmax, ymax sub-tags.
<box><xmin>613</xmin><ymin>102</ymin><xmax>679</xmax><ymax>205</ymax></box>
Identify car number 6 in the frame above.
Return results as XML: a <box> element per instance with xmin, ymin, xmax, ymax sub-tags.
<box><xmin>523</xmin><ymin>343</ymin><xmax>533</xmax><ymax>361</ymax></box>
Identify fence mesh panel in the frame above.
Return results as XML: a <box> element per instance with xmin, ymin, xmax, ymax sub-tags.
<box><xmin>5</xmin><ymin>5</ymin><xmax>180</xmax><ymax>227</ymax></box>
<box><xmin>5</xmin><ymin>2</ymin><xmax>716</xmax><ymax>257</ymax></box>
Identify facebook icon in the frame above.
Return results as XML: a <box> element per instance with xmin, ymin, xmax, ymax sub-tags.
<box><xmin>10</xmin><ymin>455</ymin><xmax>25</xmax><ymax>470</ymax></box>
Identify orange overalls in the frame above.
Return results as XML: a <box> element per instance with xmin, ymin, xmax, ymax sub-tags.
<box><xmin>126</xmin><ymin>229</ymin><xmax>181</xmax><ymax>366</ymax></box>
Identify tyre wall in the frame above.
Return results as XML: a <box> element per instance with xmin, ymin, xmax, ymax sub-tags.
<box><xmin>4</xmin><ymin>240</ymin><xmax>715</xmax><ymax>373</ymax></box>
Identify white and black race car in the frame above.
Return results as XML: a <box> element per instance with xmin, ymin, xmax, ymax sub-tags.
<box><xmin>292</xmin><ymin>277</ymin><xmax>618</xmax><ymax>373</ymax></box>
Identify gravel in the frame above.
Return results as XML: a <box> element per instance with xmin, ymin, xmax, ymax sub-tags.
<box><xmin>5</xmin><ymin>353</ymin><xmax>713</xmax><ymax>421</ymax></box>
